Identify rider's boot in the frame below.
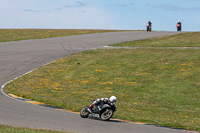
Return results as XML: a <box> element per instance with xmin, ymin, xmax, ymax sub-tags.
<box><xmin>87</xmin><ymin>107</ymin><xmax>92</xmax><ymax>113</ymax></box>
<box><xmin>87</xmin><ymin>104</ymin><xmax>93</xmax><ymax>113</ymax></box>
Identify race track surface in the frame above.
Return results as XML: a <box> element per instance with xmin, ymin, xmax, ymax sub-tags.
<box><xmin>0</xmin><ymin>31</ymin><xmax>195</xmax><ymax>133</ymax></box>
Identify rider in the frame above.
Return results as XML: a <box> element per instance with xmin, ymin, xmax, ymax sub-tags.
<box><xmin>176</xmin><ymin>21</ymin><xmax>182</xmax><ymax>32</ymax></box>
<box><xmin>147</xmin><ymin>21</ymin><xmax>152</xmax><ymax>26</ymax></box>
<box><xmin>87</xmin><ymin>96</ymin><xmax>117</xmax><ymax>112</ymax></box>
<box><xmin>177</xmin><ymin>21</ymin><xmax>182</xmax><ymax>26</ymax></box>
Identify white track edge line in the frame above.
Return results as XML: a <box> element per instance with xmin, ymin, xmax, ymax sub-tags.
<box><xmin>0</xmin><ymin>60</ymin><xmax>64</xmax><ymax>108</ymax></box>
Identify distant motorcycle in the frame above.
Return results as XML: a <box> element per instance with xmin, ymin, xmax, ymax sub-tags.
<box><xmin>80</xmin><ymin>100</ymin><xmax>117</xmax><ymax>121</ymax></box>
<box><xmin>176</xmin><ymin>24</ymin><xmax>181</xmax><ymax>32</ymax></box>
<box><xmin>146</xmin><ymin>24</ymin><xmax>152</xmax><ymax>32</ymax></box>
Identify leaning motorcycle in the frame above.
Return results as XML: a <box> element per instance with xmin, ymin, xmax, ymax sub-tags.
<box><xmin>146</xmin><ymin>24</ymin><xmax>152</xmax><ymax>32</ymax></box>
<box><xmin>176</xmin><ymin>24</ymin><xmax>181</xmax><ymax>32</ymax></box>
<box><xmin>80</xmin><ymin>101</ymin><xmax>117</xmax><ymax>121</ymax></box>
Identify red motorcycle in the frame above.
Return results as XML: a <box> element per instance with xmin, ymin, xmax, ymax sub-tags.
<box><xmin>176</xmin><ymin>24</ymin><xmax>181</xmax><ymax>32</ymax></box>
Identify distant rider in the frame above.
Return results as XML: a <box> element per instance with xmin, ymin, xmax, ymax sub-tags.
<box><xmin>147</xmin><ymin>21</ymin><xmax>152</xmax><ymax>26</ymax></box>
<box><xmin>177</xmin><ymin>21</ymin><xmax>182</xmax><ymax>26</ymax></box>
<box><xmin>87</xmin><ymin>96</ymin><xmax>117</xmax><ymax>112</ymax></box>
<box><xmin>146</xmin><ymin>21</ymin><xmax>152</xmax><ymax>32</ymax></box>
<box><xmin>176</xmin><ymin>21</ymin><xmax>182</xmax><ymax>32</ymax></box>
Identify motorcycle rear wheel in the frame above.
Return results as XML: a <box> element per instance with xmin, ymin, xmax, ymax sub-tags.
<box><xmin>100</xmin><ymin>109</ymin><xmax>113</xmax><ymax>121</ymax></box>
<box><xmin>177</xmin><ymin>27</ymin><xmax>181</xmax><ymax>32</ymax></box>
<box><xmin>147</xmin><ymin>27</ymin><xmax>151</xmax><ymax>32</ymax></box>
<box><xmin>80</xmin><ymin>108</ymin><xmax>89</xmax><ymax>118</ymax></box>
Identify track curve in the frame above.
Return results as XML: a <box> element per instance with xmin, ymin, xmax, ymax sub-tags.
<box><xmin>0</xmin><ymin>31</ymin><xmax>196</xmax><ymax>133</ymax></box>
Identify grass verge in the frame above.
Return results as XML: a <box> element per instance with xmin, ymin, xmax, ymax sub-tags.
<box><xmin>5</xmin><ymin>48</ymin><xmax>200</xmax><ymax>131</ymax></box>
<box><xmin>3</xmin><ymin>31</ymin><xmax>200</xmax><ymax>131</ymax></box>
<box><xmin>112</xmin><ymin>32</ymin><xmax>200</xmax><ymax>47</ymax></box>
<box><xmin>0</xmin><ymin>29</ymin><xmax>125</xmax><ymax>43</ymax></box>
<box><xmin>0</xmin><ymin>125</ymin><xmax>71</xmax><ymax>133</ymax></box>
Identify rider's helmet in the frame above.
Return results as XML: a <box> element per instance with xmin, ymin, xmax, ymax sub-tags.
<box><xmin>109</xmin><ymin>96</ymin><xmax>117</xmax><ymax>103</ymax></box>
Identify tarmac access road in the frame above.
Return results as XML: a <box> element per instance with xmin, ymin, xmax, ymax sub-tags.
<box><xmin>0</xmin><ymin>31</ymin><xmax>196</xmax><ymax>133</ymax></box>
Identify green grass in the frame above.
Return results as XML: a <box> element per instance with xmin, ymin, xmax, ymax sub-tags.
<box><xmin>112</xmin><ymin>32</ymin><xmax>200</xmax><ymax>47</ymax></box>
<box><xmin>3</xmin><ymin>31</ymin><xmax>200</xmax><ymax>131</ymax></box>
<box><xmin>0</xmin><ymin>29</ymin><xmax>125</xmax><ymax>43</ymax></box>
<box><xmin>5</xmin><ymin>48</ymin><xmax>200</xmax><ymax>131</ymax></box>
<box><xmin>0</xmin><ymin>125</ymin><xmax>71</xmax><ymax>133</ymax></box>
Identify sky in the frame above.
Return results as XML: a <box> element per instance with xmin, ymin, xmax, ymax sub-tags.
<box><xmin>0</xmin><ymin>0</ymin><xmax>200</xmax><ymax>31</ymax></box>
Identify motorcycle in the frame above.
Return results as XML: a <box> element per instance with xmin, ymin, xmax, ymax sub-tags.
<box><xmin>80</xmin><ymin>101</ymin><xmax>117</xmax><ymax>121</ymax></box>
<box><xmin>176</xmin><ymin>24</ymin><xmax>181</xmax><ymax>32</ymax></box>
<box><xmin>146</xmin><ymin>24</ymin><xmax>152</xmax><ymax>32</ymax></box>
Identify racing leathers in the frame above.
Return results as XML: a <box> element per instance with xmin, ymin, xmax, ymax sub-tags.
<box><xmin>90</xmin><ymin>98</ymin><xmax>110</xmax><ymax>108</ymax></box>
<box><xmin>87</xmin><ymin>98</ymin><xmax>110</xmax><ymax>112</ymax></box>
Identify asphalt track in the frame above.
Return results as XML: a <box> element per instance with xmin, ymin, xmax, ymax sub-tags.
<box><xmin>0</xmin><ymin>31</ymin><xmax>197</xmax><ymax>133</ymax></box>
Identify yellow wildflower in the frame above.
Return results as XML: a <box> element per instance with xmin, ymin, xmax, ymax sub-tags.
<box><xmin>104</xmin><ymin>87</ymin><xmax>112</xmax><ymax>90</ymax></box>
<box><xmin>99</xmin><ymin>82</ymin><xmax>113</xmax><ymax>85</ymax></box>
<box><xmin>81</xmin><ymin>80</ymin><xmax>90</xmax><ymax>84</ymax></box>
<box><xmin>138</xmin><ymin>73</ymin><xmax>151</xmax><ymax>75</ymax></box>
<box><xmin>80</xmin><ymin>91</ymin><xmax>88</xmax><ymax>93</ymax></box>
<box><xmin>125</xmin><ymin>82</ymin><xmax>137</xmax><ymax>85</ymax></box>
<box><xmin>95</xmin><ymin>69</ymin><xmax>105</xmax><ymax>72</ymax></box>
<box><xmin>181</xmin><ymin>64</ymin><xmax>187</xmax><ymax>66</ymax></box>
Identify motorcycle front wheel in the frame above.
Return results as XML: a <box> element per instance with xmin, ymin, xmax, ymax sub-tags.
<box><xmin>80</xmin><ymin>107</ymin><xmax>89</xmax><ymax>118</ymax></box>
<box><xmin>100</xmin><ymin>109</ymin><xmax>113</xmax><ymax>121</ymax></box>
<box><xmin>147</xmin><ymin>27</ymin><xmax>149</xmax><ymax>32</ymax></box>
